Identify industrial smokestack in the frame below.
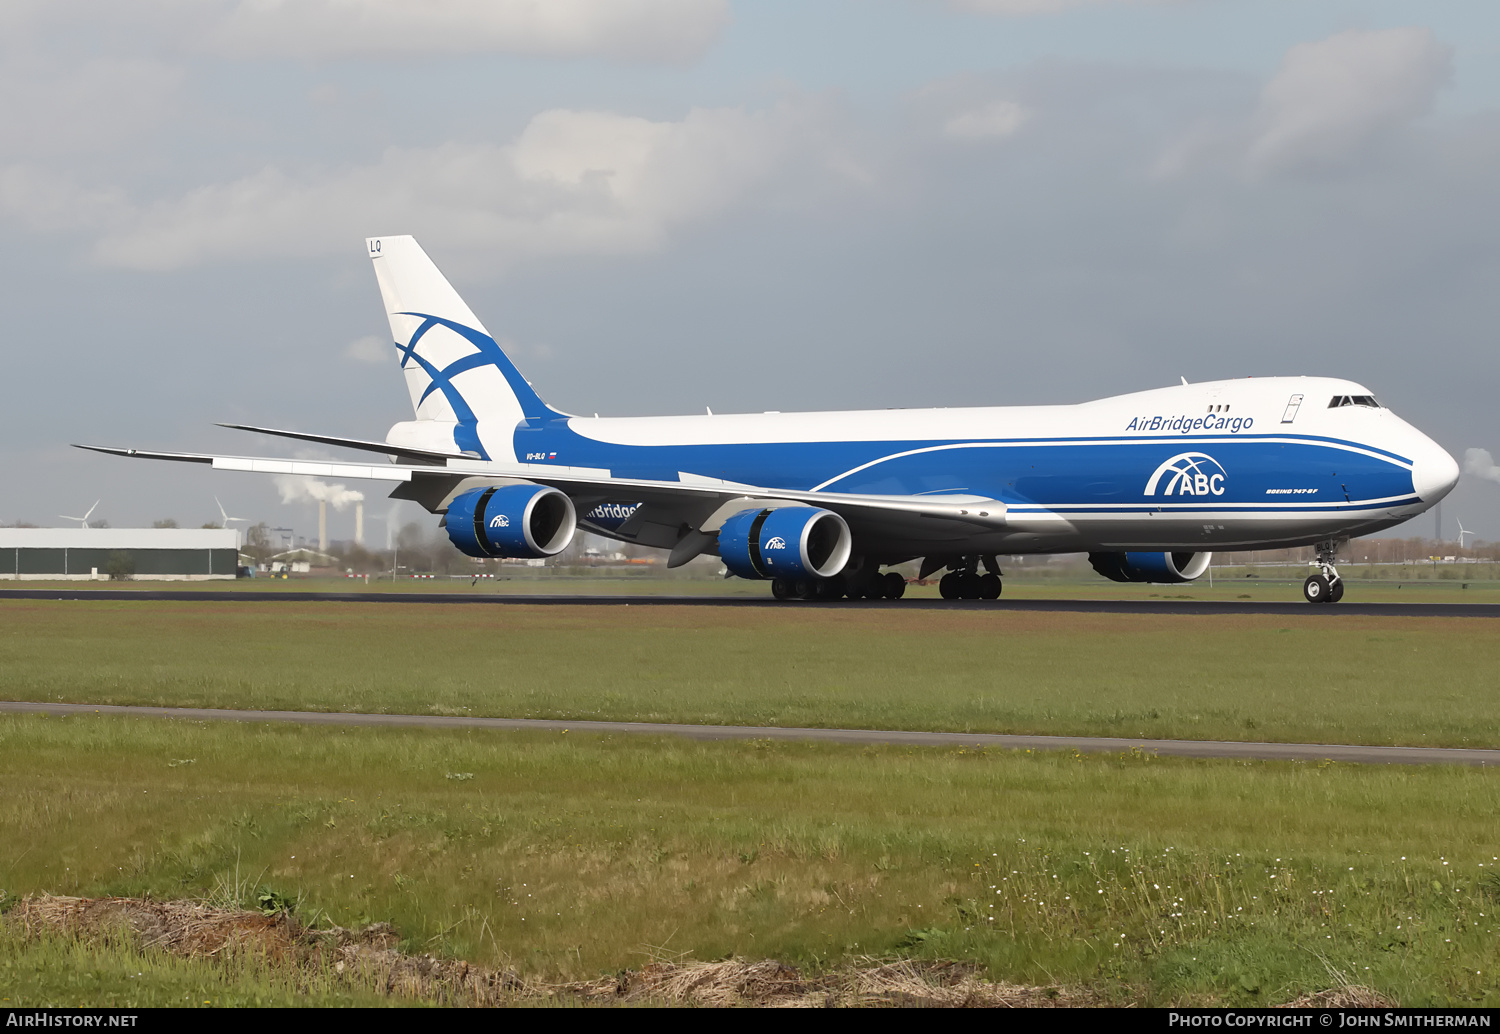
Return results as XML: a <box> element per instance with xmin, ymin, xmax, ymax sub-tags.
<box><xmin>355</xmin><ymin>502</ymin><xmax>364</xmax><ymax>547</ymax></box>
<box><xmin>274</xmin><ymin>476</ymin><xmax>365</xmax><ymax>555</ymax></box>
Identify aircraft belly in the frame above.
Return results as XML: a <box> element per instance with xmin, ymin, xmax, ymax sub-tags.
<box><xmin>1072</xmin><ymin>510</ymin><xmax>1410</xmax><ymax>552</ymax></box>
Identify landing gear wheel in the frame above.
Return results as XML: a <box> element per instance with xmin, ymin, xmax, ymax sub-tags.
<box><xmin>979</xmin><ymin>573</ymin><xmax>1002</xmax><ymax>600</ymax></box>
<box><xmin>794</xmin><ymin>577</ymin><xmax>819</xmax><ymax>601</ymax></box>
<box><xmin>939</xmin><ymin>572</ymin><xmax>960</xmax><ymax>599</ymax></box>
<box><xmin>1303</xmin><ymin>574</ymin><xmax>1330</xmax><ymax>604</ymax></box>
<box><xmin>883</xmin><ymin>572</ymin><xmax>907</xmax><ymax>599</ymax></box>
<box><xmin>1307</xmin><ymin>538</ymin><xmax>1346</xmax><ymax>605</ymax></box>
<box><xmin>771</xmin><ymin>577</ymin><xmax>793</xmax><ymax>601</ymax></box>
<box><xmin>959</xmin><ymin>572</ymin><xmax>983</xmax><ymax>600</ymax></box>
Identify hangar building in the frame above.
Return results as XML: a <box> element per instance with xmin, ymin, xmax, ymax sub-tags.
<box><xmin>0</xmin><ymin>528</ymin><xmax>240</xmax><ymax>580</ymax></box>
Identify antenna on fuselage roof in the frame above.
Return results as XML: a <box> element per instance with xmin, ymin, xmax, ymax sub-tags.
<box><xmin>1181</xmin><ymin>376</ymin><xmax>1189</xmax><ymax>385</ymax></box>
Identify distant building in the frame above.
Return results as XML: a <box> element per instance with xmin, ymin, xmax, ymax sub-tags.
<box><xmin>0</xmin><ymin>528</ymin><xmax>239</xmax><ymax>580</ymax></box>
<box><xmin>265</xmin><ymin>547</ymin><xmax>339</xmax><ymax>575</ymax></box>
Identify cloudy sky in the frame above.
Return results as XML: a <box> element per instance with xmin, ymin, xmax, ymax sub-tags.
<box><xmin>3</xmin><ymin>0</ymin><xmax>1498</xmax><ymax>543</ymax></box>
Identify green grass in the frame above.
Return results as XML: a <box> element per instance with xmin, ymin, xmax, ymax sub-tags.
<box><xmin>3</xmin><ymin>714</ymin><xmax>1499</xmax><ymax>1005</ymax></box>
<box><xmin>0</xmin><ymin>925</ymin><xmax>401</xmax><ymax>1008</ymax></box>
<box><xmin>4</xmin><ymin>597</ymin><xmax>1495</xmax><ymax>1004</ymax></box>
<box><xmin>1</xmin><ymin>599</ymin><xmax>1497</xmax><ymax>747</ymax></box>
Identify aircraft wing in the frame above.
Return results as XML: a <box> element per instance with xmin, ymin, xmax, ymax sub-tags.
<box><xmin>74</xmin><ymin>443</ymin><xmax>1008</xmax><ymax>552</ymax></box>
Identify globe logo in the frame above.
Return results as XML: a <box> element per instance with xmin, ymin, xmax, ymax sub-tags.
<box><xmin>1144</xmin><ymin>452</ymin><xmax>1227</xmax><ymax>497</ymax></box>
<box><xmin>764</xmin><ymin>536</ymin><xmax>787</xmax><ymax>550</ymax></box>
<box><xmin>489</xmin><ymin>514</ymin><xmax>510</xmax><ymax>528</ymax></box>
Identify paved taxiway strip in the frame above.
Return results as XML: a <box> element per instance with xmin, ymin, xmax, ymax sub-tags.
<box><xmin>1</xmin><ymin>588</ymin><xmax>1498</xmax><ymax>617</ymax></box>
<box><xmin>2</xmin><ymin>701</ymin><xmax>1494</xmax><ymax>767</ymax></box>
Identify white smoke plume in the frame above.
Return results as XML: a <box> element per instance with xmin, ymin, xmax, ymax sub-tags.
<box><xmin>274</xmin><ymin>476</ymin><xmax>365</xmax><ymax>509</ymax></box>
<box><xmin>1463</xmin><ymin>448</ymin><xmax>1500</xmax><ymax>485</ymax></box>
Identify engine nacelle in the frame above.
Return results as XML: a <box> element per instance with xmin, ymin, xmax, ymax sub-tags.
<box><xmin>445</xmin><ymin>484</ymin><xmax>576</xmax><ymax>559</ymax></box>
<box><xmin>718</xmin><ymin>505</ymin><xmax>853</xmax><ymax>580</ymax></box>
<box><xmin>1089</xmin><ymin>551</ymin><xmax>1212</xmax><ymax>584</ymax></box>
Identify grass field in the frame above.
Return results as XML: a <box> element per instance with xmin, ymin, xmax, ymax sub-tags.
<box><xmin>0</xmin><ymin>925</ymin><xmax>399</xmax><ymax>1009</ymax></box>
<box><xmin>2</xmin><ymin>714</ymin><xmax>1499</xmax><ymax>1006</ymax></box>
<box><xmin>0</xmin><ymin>598</ymin><xmax>1496</xmax><ymax>748</ymax></box>
<box><xmin>3</xmin><ymin>596</ymin><xmax>1498</xmax><ymax>1006</ymax></box>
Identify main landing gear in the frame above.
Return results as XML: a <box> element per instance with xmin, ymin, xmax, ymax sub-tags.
<box><xmin>938</xmin><ymin>556</ymin><xmax>1002</xmax><ymax>601</ymax></box>
<box><xmin>767</xmin><ymin>556</ymin><xmax>1004</xmax><ymax>602</ymax></box>
<box><xmin>1302</xmin><ymin>540</ymin><xmax>1346</xmax><ymax>605</ymax></box>
<box><xmin>770</xmin><ymin>570</ymin><xmax>907</xmax><ymax>601</ymax></box>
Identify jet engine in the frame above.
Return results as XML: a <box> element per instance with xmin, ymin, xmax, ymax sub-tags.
<box><xmin>445</xmin><ymin>484</ymin><xmax>576</xmax><ymax>559</ymax></box>
<box><xmin>718</xmin><ymin>505</ymin><xmax>852</xmax><ymax>580</ymax></box>
<box><xmin>1088</xmin><ymin>551</ymin><xmax>1212</xmax><ymax>584</ymax></box>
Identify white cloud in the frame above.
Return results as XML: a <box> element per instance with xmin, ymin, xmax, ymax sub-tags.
<box><xmin>212</xmin><ymin>0</ymin><xmax>729</xmax><ymax>61</ymax></box>
<box><xmin>0</xmin><ymin>0</ymin><xmax>728</xmax><ymax>63</ymax></box>
<box><xmin>943</xmin><ymin>99</ymin><xmax>1029</xmax><ymax>141</ymax></box>
<box><xmin>1246</xmin><ymin>28</ymin><xmax>1451</xmax><ymax>175</ymax></box>
<box><xmin>1155</xmin><ymin>27</ymin><xmax>1452</xmax><ymax>179</ymax></box>
<box><xmin>54</xmin><ymin>104</ymin><xmax>810</xmax><ymax>270</ymax></box>
<box><xmin>1463</xmin><ymin>448</ymin><xmax>1500</xmax><ymax>486</ymax></box>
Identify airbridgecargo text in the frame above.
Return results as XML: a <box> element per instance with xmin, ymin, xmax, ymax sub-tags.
<box><xmin>586</xmin><ymin>503</ymin><xmax>639</xmax><ymax>521</ymax></box>
<box><xmin>1127</xmin><ymin>415</ymin><xmax>1255</xmax><ymax>434</ymax></box>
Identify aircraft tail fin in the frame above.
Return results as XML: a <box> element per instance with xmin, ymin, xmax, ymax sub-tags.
<box><xmin>366</xmin><ymin>235</ymin><xmax>555</xmax><ymax>461</ymax></box>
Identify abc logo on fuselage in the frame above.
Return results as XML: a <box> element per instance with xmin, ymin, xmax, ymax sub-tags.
<box><xmin>1144</xmin><ymin>452</ymin><xmax>1227</xmax><ymax>497</ymax></box>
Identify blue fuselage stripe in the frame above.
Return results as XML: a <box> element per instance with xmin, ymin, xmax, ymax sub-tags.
<box><xmin>511</xmin><ymin>421</ymin><xmax>1415</xmax><ymax>515</ymax></box>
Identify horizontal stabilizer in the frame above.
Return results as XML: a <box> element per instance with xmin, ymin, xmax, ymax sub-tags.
<box><xmin>216</xmin><ymin>423</ymin><xmax>466</xmax><ymax>464</ymax></box>
<box><xmin>73</xmin><ymin>445</ymin><xmax>412</xmax><ymax>483</ymax></box>
<box><xmin>75</xmin><ymin>445</ymin><xmax>213</xmax><ymax>465</ymax></box>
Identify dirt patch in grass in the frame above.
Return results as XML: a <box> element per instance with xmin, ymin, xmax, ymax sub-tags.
<box><xmin>8</xmin><ymin>895</ymin><xmax>1394</xmax><ymax>1007</ymax></box>
<box><xmin>10</xmin><ymin>894</ymin><xmax>1099</xmax><ymax>1006</ymax></box>
<box><xmin>560</xmin><ymin>957</ymin><xmax>1101</xmax><ymax>1007</ymax></box>
<box><xmin>1280</xmin><ymin>986</ymin><xmax>1397</xmax><ymax>1009</ymax></box>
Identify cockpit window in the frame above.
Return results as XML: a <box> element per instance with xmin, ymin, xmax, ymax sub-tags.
<box><xmin>1328</xmin><ymin>395</ymin><xmax>1381</xmax><ymax>409</ymax></box>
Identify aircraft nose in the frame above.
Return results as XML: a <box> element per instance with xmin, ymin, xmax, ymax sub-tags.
<box><xmin>1411</xmin><ymin>437</ymin><xmax>1460</xmax><ymax>504</ymax></box>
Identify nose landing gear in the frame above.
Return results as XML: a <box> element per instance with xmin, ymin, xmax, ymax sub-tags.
<box><xmin>1302</xmin><ymin>540</ymin><xmax>1346</xmax><ymax>604</ymax></box>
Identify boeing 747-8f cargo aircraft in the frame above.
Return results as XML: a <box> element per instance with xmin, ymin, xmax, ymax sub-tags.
<box><xmin>81</xmin><ymin>236</ymin><xmax>1460</xmax><ymax>603</ymax></box>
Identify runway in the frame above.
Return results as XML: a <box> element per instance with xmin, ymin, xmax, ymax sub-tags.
<box><xmin>0</xmin><ymin>587</ymin><xmax>1497</xmax><ymax>617</ymax></box>
<box><xmin>2</xmin><ymin>700</ymin><xmax>1495</xmax><ymax>766</ymax></box>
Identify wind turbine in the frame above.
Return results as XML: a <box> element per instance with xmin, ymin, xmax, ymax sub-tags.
<box><xmin>1457</xmin><ymin>518</ymin><xmax>1476</xmax><ymax>550</ymax></box>
<box><xmin>214</xmin><ymin>497</ymin><xmax>249</xmax><ymax>546</ymax></box>
<box><xmin>59</xmin><ymin>500</ymin><xmax>100</xmax><ymax>529</ymax></box>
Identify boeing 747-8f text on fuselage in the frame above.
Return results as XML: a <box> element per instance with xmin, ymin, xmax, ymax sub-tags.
<box><xmin>82</xmin><ymin>235</ymin><xmax>1460</xmax><ymax>603</ymax></box>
